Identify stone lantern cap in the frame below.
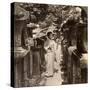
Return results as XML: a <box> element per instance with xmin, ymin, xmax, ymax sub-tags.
<box><xmin>14</xmin><ymin>3</ymin><xmax>29</xmax><ymax>20</ymax></box>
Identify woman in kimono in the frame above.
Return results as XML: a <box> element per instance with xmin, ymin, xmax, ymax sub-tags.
<box><xmin>44</xmin><ymin>32</ymin><xmax>56</xmax><ymax>77</ymax></box>
<box><xmin>53</xmin><ymin>31</ymin><xmax>63</xmax><ymax>71</ymax></box>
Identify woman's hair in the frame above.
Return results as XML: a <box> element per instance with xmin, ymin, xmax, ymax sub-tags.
<box><xmin>47</xmin><ymin>31</ymin><xmax>52</xmax><ymax>38</ymax></box>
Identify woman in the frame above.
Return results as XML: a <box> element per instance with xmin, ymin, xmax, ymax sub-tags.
<box><xmin>44</xmin><ymin>32</ymin><xmax>56</xmax><ymax>77</ymax></box>
<box><xmin>53</xmin><ymin>31</ymin><xmax>63</xmax><ymax>71</ymax></box>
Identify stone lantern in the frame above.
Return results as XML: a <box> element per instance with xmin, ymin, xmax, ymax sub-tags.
<box><xmin>12</xmin><ymin>3</ymin><xmax>30</xmax><ymax>87</ymax></box>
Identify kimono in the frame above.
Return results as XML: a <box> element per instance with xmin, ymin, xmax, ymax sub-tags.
<box><xmin>44</xmin><ymin>39</ymin><xmax>56</xmax><ymax>76</ymax></box>
<box><xmin>55</xmin><ymin>39</ymin><xmax>63</xmax><ymax>70</ymax></box>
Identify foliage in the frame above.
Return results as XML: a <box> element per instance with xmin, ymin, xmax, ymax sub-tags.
<box><xmin>15</xmin><ymin>2</ymin><xmax>87</xmax><ymax>37</ymax></box>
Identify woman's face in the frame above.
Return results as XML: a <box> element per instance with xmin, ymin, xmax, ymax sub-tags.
<box><xmin>49</xmin><ymin>33</ymin><xmax>53</xmax><ymax>40</ymax></box>
<box><xmin>54</xmin><ymin>33</ymin><xmax>57</xmax><ymax>40</ymax></box>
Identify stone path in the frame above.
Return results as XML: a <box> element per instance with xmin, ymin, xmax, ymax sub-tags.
<box><xmin>38</xmin><ymin>65</ymin><xmax>63</xmax><ymax>86</ymax></box>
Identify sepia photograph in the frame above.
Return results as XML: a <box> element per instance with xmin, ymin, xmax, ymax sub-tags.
<box><xmin>11</xmin><ymin>2</ymin><xmax>88</xmax><ymax>88</ymax></box>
